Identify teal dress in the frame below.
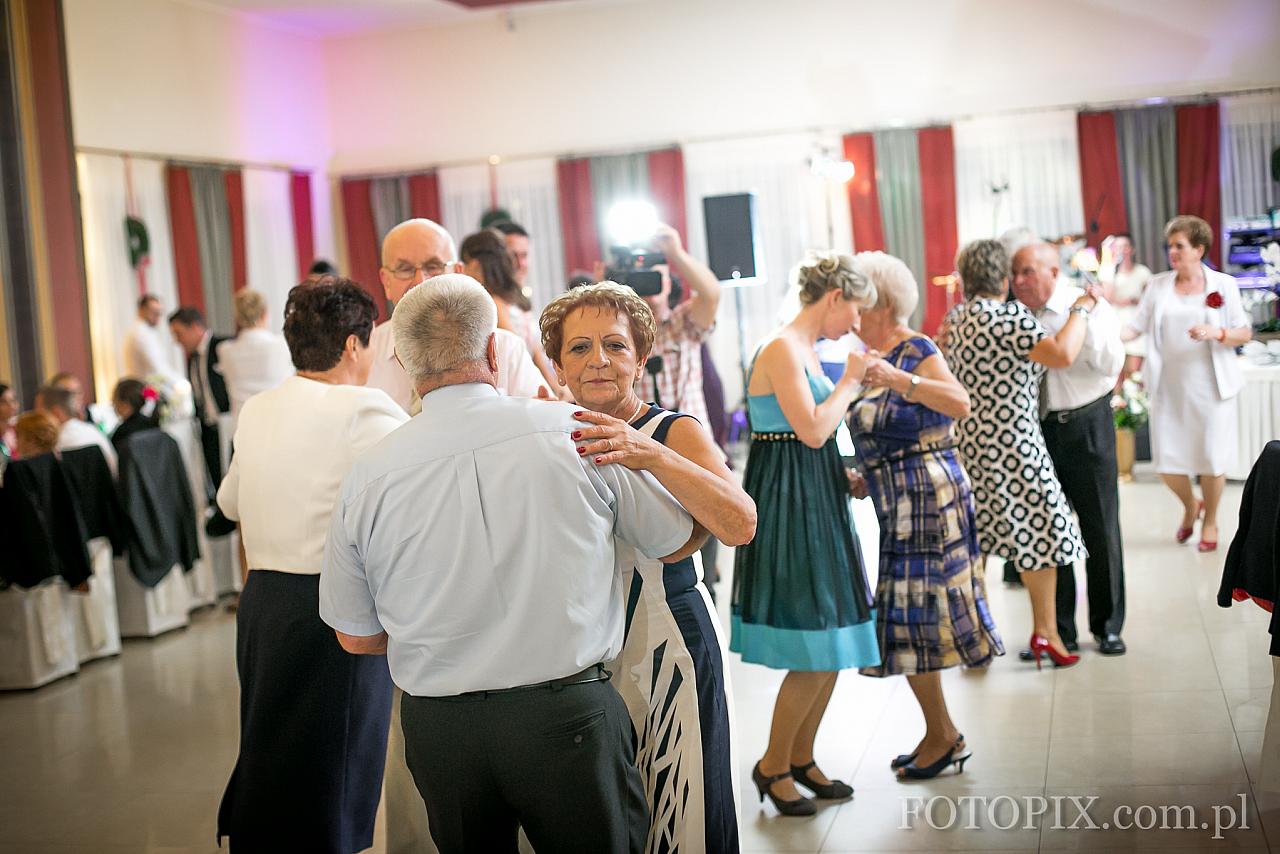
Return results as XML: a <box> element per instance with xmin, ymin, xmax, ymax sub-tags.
<box><xmin>730</xmin><ymin>363</ymin><xmax>880</xmax><ymax>671</ymax></box>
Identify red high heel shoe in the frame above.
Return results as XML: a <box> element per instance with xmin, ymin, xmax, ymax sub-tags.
<box><xmin>1176</xmin><ymin>500</ymin><xmax>1204</xmax><ymax>544</ymax></box>
<box><xmin>1028</xmin><ymin>634</ymin><xmax>1080</xmax><ymax>670</ymax></box>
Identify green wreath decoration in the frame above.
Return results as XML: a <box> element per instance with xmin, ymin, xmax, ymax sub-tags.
<box><xmin>126</xmin><ymin>215</ymin><xmax>150</xmax><ymax>269</ymax></box>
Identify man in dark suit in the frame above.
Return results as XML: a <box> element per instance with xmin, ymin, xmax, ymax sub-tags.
<box><xmin>169</xmin><ymin>306</ymin><xmax>230</xmax><ymax>499</ymax></box>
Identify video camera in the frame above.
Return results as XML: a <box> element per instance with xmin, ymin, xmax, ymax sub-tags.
<box><xmin>605</xmin><ymin>245</ymin><xmax>666</xmax><ymax>297</ymax></box>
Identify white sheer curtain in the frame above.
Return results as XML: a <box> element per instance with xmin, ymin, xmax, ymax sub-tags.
<box><xmin>1222</xmin><ymin>91</ymin><xmax>1280</xmax><ymax>224</ymax></box>
<box><xmin>438</xmin><ymin>164</ymin><xmax>491</xmax><ymax>251</ymax></box>
<box><xmin>242</xmin><ymin>168</ymin><xmax>300</xmax><ymax>332</ymax></box>
<box><xmin>494</xmin><ymin>158</ymin><xmax>565</xmax><ymax>312</ymax></box>
<box><xmin>954</xmin><ymin>110</ymin><xmax>1085</xmax><ymax>243</ymax></box>
<box><xmin>78</xmin><ymin>154</ymin><xmax>181</xmax><ymax>398</ymax></box>
<box><xmin>682</xmin><ymin>132</ymin><xmax>841</xmax><ymax>405</ymax></box>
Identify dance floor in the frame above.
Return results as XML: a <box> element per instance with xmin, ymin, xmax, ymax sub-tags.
<box><xmin>0</xmin><ymin>468</ymin><xmax>1274</xmax><ymax>852</ymax></box>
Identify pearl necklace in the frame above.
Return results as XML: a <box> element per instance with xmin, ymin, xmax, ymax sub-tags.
<box><xmin>622</xmin><ymin>398</ymin><xmax>644</xmax><ymax>424</ymax></box>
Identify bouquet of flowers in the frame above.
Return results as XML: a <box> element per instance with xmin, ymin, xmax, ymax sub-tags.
<box><xmin>143</xmin><ymin>374</ymin><xmax>194</xmax><ymax>425</ymax></box>
<box><xmin>1112</xmin><ymin>372</ymin><xmax>1149</xmax><ymax>431</ymax></box>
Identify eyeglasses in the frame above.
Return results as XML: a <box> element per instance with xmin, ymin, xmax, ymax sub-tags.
<box><xmin>385</xmin><ymin>260</ymin><xmax>453</xmax><ymax>281</ymax></box>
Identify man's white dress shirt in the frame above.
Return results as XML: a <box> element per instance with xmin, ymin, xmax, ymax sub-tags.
<box><xmin>1034</xmin><ymin>283</ymin><xmax>1125</xmax><ymax>412</ymax></box>
<box><xmin>365</xmin><ymin>322</ymin><xmax>547</xmax><ymax>413</ymax></box>
<box><xmin>321</xmin><ymin>384</ymin><xmax>693</xmax><ymax>697</ymax></box>
<box><xmin>218</xmin><ymin>375</ymin><xmax>407</xmax><ymax>574</ymax></box>
<box><xmin>58</xmin><ymin>419</ymin><xmax>118</xmax><ymax>478</ymax></box>
<box><xmin>122</xmin><ymin>319</ymin><xmax>180</xmax><ymax>383</ymax></box>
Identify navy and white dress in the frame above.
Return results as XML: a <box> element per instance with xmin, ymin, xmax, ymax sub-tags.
<box><xmin>610</xmin><ymin>406</ymin><xmax>739</xmax><ymax>854</ymax></box>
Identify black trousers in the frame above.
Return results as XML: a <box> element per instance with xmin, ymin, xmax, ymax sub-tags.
<box><xmin>1041</xmin><ymin>394</ymin><xmax>1126</xmax><ymax>641</ymax></box>
<box><xmin>401</xmin><ymin>677</ymin><xmax>646</xmax><ymax>854</ymax></box>
<box><xmin>199</xmin><ymin>418</ymin><xmax>223</xmax><ymax>501</ymax></box>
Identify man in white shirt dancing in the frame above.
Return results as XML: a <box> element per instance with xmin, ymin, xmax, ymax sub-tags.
<box><xmin>1013</xmin><ymin>242</ymin><xmax>1127</xmax><ymax>656</ymax></box>
<box><xmin>323</xmin><ymin>275</ymin><xmax>697</xmax><ymax>853</ymax></box>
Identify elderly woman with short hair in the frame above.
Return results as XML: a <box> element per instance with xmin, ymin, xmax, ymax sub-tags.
<box><xmin>215</xmin><ymin>277</ymin><xmax>407</xmax><ymax>853</ymax></box>
<box><xmin>940</xmin><ymin>239</ymin><xmax>1097</xmax><ymax>671</ymax></box>
<box><xmin>1120</xmin><ymin>215</ymin><xmax>1251</xmax><ymax>552</ymax></box>
<box><xmin>539</xmin><ymin>281</ymin><xmax>754</xmax><ymax>852</ymax></box>
<box><xmin>847</xmin><ymin>251</ymin><xmax>1002</xmax><ymax>780</ymax></box>
<box><xmin>216</xmin><ymin>288</ymin><xmax>294</xmax><ymax>420</ymax></box>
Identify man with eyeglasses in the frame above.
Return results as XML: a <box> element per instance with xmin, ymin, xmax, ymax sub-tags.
<box><xmin>366</xmin><ymin>218</ymin><xmax>547</xmax><ymax>412</ymax></box>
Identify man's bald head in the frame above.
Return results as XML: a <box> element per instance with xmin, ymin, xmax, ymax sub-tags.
<box><xmin>1010</xmin><ymin>241</ymin><xmax>1059</xmax><ymax>311</ymax></box>
<box><xmin>379</xmin><ymin>218</ymin><xmax>461</xmax><ymax>307</ymax></box>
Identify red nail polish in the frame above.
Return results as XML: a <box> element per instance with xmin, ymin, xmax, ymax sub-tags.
<box><xmin>572</xmin><ymin>431</ymin><xmax>582</xmax><ymax>439</ymax></box>
<box><xmin>573</xmin><ymin>411</ymin><xmax>583</xmax><ymax>417</ymax></box>
<box><xmin>577</xmin><ymin>447</ymin><xmax>585</xmax><ymax>455</ymax></box>
<box><xmin>594</xmin><ymin>457</ymin><xmax>603</xmax><ymax>464</ymax></box>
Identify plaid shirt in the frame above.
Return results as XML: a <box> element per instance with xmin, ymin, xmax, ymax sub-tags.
<box><xmin>636</xmin><ymin>301</ymin><xmax>712</xmax><ymax>431</ymax></box>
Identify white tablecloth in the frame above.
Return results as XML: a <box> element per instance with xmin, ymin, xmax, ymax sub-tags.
<box><xmin>1232</xmin><ymin>361</ymin><xmax>1280</xmax><ymax>480</ymax></box>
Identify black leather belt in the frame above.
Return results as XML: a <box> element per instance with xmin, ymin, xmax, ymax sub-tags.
<box><xmin>456</xmin><ymin>663</ymin><xmax>611</xmax><ymax>699</ymax></box>
<box><xmin>1044</xmin><ymin>392</ymin><xmax>1111</xmax><ymax>425</ymax></box>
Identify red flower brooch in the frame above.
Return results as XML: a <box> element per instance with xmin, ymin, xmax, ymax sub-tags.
<box><xmin>1205</xmin><ymin>292</ymin><xmax>1224</xmax><ymax>309</ymax></box>
<box><xmin>142</xmin><ymin>386</ymin><xmax>159</xmax><ymax>402</ymax></box>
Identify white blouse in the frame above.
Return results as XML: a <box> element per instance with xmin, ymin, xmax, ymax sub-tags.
<box><xmin>217</xmin><ymin>375</ymin><xmax>408</xmax><ymax>574</ymax></box>
<box><xmin>215</xmin><ymin>328</ymin><xmax>295</xmax><ymax>418</ymax></box>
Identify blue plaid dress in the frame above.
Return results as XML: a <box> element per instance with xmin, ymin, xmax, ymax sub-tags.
<box><xmin>850</xmin><ymin>336</ymin><xmax>1003</xmax><ymax>676</ymax></box>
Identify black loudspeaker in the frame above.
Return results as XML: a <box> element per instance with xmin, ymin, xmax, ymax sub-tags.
<box><xmin>1272</xmin><ymin>146</ymin><xmax>1280</xmax><ymax>183</ymax></box>
<box><xmin>702</xmin><ymin>193</ymin><xmax>761</xmax><ymax>283</ymax></box>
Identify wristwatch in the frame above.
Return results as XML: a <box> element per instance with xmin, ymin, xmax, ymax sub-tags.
<box><xmin>903</xmin><ymin>374</ymin><xmax>921</xmax><ymax>400</ymax></box>
<box><xmin>1069</xmin><ymin>306</ymin><xmax>1090</xmax><ymax>320</ymax></box>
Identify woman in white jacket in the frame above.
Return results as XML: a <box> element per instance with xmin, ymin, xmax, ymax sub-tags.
<box><xmin>1121</xmin><ymin>215</ymin><xmax>1252</xmax><ymax>552</ymax></box>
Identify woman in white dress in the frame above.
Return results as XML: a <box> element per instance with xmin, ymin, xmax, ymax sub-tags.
<box><xmin>216</xmin><ymin>289</ymin><xmax>295</xmax><ymax>421</ymax></box>
<box><xmin>1099</xmin><ymin>232</ymin><xmax>1152</xmax><ymax>374</ymax></box>
<box><xmin>540</xmin><ymin>282</ymin><xmax>755</xmax><ymax>853</ymax></box>
<box><xmin>1121</xmin><ymin>215</ymin><xmax>1252</xmax><ymax>552</ymax></box>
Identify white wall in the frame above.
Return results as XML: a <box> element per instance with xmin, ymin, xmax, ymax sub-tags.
<box><xmin>62</xmin><ymin>0</ymin><xmax>337</xmax><ymax>258</ymax></box>
<box><xmin>322</xmin><ymin>0</ymin><xmax>1280</xmax><ymax>172</ymax></box>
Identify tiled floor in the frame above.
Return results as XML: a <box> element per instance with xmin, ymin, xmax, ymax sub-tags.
<box><xmin>1</xmin><ymin>469</ymin><xmax>1275</xmax><ymax>852</ymax></box>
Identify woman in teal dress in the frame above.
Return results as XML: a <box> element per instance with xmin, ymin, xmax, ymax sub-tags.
<box><xmin>732</xmin><ymin>251</ymin><xmax>880</xmax><ymax>817</ymax></box>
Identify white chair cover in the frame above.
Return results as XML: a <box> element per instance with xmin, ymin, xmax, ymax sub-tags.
<box><xmin>0</xmin><ymin>579</ymin><xmax>80</xmax><ymax>690</ymax></box>
<box><xmin>113</xmin><ymin>559</ymin><xmax>191</xmax><ymax>639</ymax></box>
<box><xmin>74</xmin><ymin>538</ymin><xmax>122</xmax><ymax>663</ymax></box>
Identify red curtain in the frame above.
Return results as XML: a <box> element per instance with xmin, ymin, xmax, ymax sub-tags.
<box><xmin>340</xmin><ymin>178</ymin><xmax>384</xmax><ymax>310</ymax></box>
<box><xmin>1076</xmin><ymin>112</ymin><xmax>1129</xmax><ymax>251</ymax></box>
<box><xmin>647</xmin><ymin>148</ymin><xmax>687</xmax><ymax>246</ymax></box>
<box><xmin>408</xmin><ymin>172</ymin><xmax>442</xmax><ymax>223</ymax></box>
<box><xmin>166</xmin><ymin>165</ymin><xmax>205</xmax><ymax>311</ymax></box>
<box><xmin>224</xmin><ymin>170</ymin><xmax>247</xmax><ymax>292</ymax></box>
<box><xmin>842</xmin><ymin>133</ymin><xmax>884</xmax><ymax>251</ymax></box>
<box><xmin>556</xmin><ymin>158</ymin><xmax>600</xmax><ymax>275</ymax></box>
<box><xmin>290</xmin><ymin>171</ymin><xmax>314</xmax><ymax>281</ymax></box>
<box><xmin>1176</xmin><ymin>103</ymin><xmax>1222</xmax><ymax>268</ymax></box>
<box><xmin>917</xmin><ymin>127</ymin><xmax>959</xmax><ymax>335</ymax></box>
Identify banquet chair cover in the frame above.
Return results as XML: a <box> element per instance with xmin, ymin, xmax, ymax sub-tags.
<box><xmin>0</xmin><ymin>579</ymin><xmax>79</xmax><ymax>690</ymax></box>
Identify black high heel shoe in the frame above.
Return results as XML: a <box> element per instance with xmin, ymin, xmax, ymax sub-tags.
<box><xmin>896</xmin><ymin>737</ymin><xmax>970</xmax><ymax>781</ymax></box>
<box><xmin>790</xmin><ymin>761</ymin><xmax>853</xmax><ymax>800</ymax></box>
<box><xmin>751</xmin><ymin>763</ymin><xmax>817</xmax><ymax>816</ymax></box>
<box><xmin>890</xmin><ymin>732</ymin><xmax>962</xmax><ymax>770</ymax></box>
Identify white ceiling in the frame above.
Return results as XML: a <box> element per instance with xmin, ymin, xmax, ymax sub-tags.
<box><xmin>186</xmin><ymin>0</ymin><xmax>619</xmax><ymax>37</ymax></box>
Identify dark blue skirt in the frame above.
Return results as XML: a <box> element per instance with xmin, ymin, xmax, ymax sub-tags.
<box><xmin>217</xmin><ymin>570</ymin><xmax>392</xmax><ymax>853</ymax></box>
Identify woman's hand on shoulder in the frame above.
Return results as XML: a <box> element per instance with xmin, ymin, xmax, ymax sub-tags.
<box><xmin>571</xmin><ymin>409</ymin><xmax>667</xmax><ymax>470</ymax></box>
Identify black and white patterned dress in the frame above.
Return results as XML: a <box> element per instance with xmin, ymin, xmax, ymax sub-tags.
<box><xmin>940</xmin><ymin>299</ymin><xmax>1085</xmax><ymax>573</ymax></box>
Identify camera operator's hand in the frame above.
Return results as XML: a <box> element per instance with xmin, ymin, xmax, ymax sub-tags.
<box><xmin>592</xmin><ymin>260</ymin><xmax>608</xmax><ymax>284</ymax></box>
<box><xmin>652</xmin><ymin>223</ymin><xmax>683</xmax><ymax>258</ymax></box>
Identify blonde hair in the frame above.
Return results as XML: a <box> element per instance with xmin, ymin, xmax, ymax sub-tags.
<box><xmin>854</xmin><ymin>251</ymin><xmax>917</xmax><ymax>324</ymax></box>
<box><xmin>1165</xmin><ymin>214</ymin><xmax>1213</xmax><ymax>252</ymax></box>
<box><xmin>795</xmin><ymin>250</ymin><xmax>875</xmax><ymax>307</ymax></box>
<box><xmin>234</xmin><ymin>289</ymin><xmax>268</xmax><ymax>329</ymax></box>
<box><xmin>540</xmin><ymin>282</ymin><xmax>657</xmax><ymax>365</ymax></box>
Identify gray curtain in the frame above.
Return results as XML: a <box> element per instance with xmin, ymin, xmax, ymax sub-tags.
<box><xmin>189</xmin><ymin>166</ymin><xmax>235</xmax><ymax>334</ymax></box>
<box><xmin>590</xmin><ymin>153</ymin><xmax>649</xmax><ymax>254</ymax></box>
<box><xmin>873</xmin><ymin>129</ymin><xmax>927</xmax><ymax>328</ymax></box>
<box><xmin>1115</xmin><ymin>106</ymin><xmax>1178</xmax><ymax>274</ymax></box>
<box><xmin>371</xmin><ymin>176</ymin><xmax>411</xmax><ymax>246</ymax></box>
<box><xmin>1222</xmin><ymin>94</ymin><xmax>1280</xmax><ymax>225</ymax></box>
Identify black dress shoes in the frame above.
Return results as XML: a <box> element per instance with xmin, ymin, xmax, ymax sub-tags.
<box><xmin>1018</xmin><ymin>639</ymin><xmax>1078</xmax><ymax>661</ymax></box>
<box><xmin>1095</xmin><ymin>633</ymin><xmax>1126</xmax><ymax>655</ymax></box>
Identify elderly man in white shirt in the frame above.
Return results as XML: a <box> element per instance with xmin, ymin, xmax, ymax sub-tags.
<box><xmin>39</xmin><ymin>384</ymin><xmax>117</xmax><ymax>477</ymax></box>
<box><xmin>1012</xmin><ymin>242</ymin><xmax>1127</xmax><ymax>657</ymax></box>
<box><xmin>367</xmin><ymin>218</ymin><xmax>547</xmax><ymax>412</ymax></box>
<box><xmin>121</xmin><ymin>293</ymin><xmax>180</xmax><ymax>383</ymax></box>
<box><xmin>322</xmin><ymin>275</ymin><xmax>697</xmax><ymax>854</ymax></box>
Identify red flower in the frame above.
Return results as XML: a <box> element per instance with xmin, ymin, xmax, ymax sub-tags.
<box><xmin>142</xmin><ymin>386</ymin><xmax>159</xmax><ymax>401</ymax></box>
<box><xmin>1205</xmin><ymin>292</ymin><xmax>1224</xmax><ymax>309</ymax></box>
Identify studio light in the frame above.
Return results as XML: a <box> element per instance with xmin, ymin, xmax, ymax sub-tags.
<box><xmin>606</xmin><ymin>199</ymin><xmax>659</xmax><ymax>246</ymax></box>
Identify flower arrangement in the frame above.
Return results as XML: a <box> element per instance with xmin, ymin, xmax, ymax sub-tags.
<box><xmin>142</xmin><ymin>374</ymin><xmax>194</xmax><ymax>426</ymax></box>
<box><xmin>1112</xmin><ymin>372</ymin><xmax>1150</xmax><ymax>431</ymax></box>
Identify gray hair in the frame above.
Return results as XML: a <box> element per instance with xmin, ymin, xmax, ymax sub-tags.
<box><xmin>854</xmin><ymin>251</ymin><xmax>917</xmax><ymax>324</ymax></box>
<box><xmin>956</xmin><ymin>239</ymin><xmax>1009</xmax><ymax>299</ymax></box>
<box><xmin>391</xmin><ymin>274</ymin><xmax>496</xmax><ymax>381</ymax></box>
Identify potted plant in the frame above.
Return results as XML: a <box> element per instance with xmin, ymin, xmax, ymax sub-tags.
<box><xmin>1111</xmin><ymin>373</ymin><xmax>1149</xmax><ymax>481</ymax></box>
